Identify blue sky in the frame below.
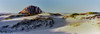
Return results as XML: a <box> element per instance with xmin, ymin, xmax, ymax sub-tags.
<box><xmin>0</xmin><ymin>0</ymin><xmax>100</xmax><ymax>13</ymax></box>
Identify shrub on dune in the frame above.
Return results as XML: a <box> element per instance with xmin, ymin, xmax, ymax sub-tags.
<box><xmin>62</xmin><ymin>16</ymin><xmax>69</xmax><ymax>19</ymax></box>
<box><xmin>87</xmin><ymin>12</ymin><xmax>97</xmax><ymax>14</ymax></box>
<box><xmin>49</xmin><ymin>13</ymin><xmax>62</xmax><ymax>16</ymax></box>
<box><xmin>69</xmin><ymin>13</ymin><xmax>79</xmax><ymax>18</ymax></box>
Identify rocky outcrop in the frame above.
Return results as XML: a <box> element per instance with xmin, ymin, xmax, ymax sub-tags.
<box><xmin>11</xmin><ymin>17</ymin><xmax>54</xmax><ymax>31</ymax></box>
<box><xmin>1</xmin><ymin>17</ymin><xmax>54</xmax><ymax>33</ymax></box>
<box><xmin>19</xmin><ymin>5</ymin><xmax>42</xmax><ymax>15</ymax></box>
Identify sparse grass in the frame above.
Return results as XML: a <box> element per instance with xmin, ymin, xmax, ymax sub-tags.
<box><xmin>69</xmin><ymin>13</ymin><xmax>80</xmax><ymax>18</ymax></box>
<box><xmin>70</xmin><ymin>22</ymin><xmax>82</xmax><ymax>27</ymax></box>
<box><xmin>49</xmin><ymin>13</ymin><xmax>62</xmax><ymax>16</ymax></box>
<box><xmin>87</xmin><ymin>12</ymin><xmax>97</xmax><ymax>14</ymax></box>
<box><xmin>5</xmin><ymin>18</ymin><xmax>10</xmax><ymax>20</ymax></box>
<box><xmin>62</xmin><ymin>16</ymin><xmax>69</xmax><ymax>19</ymax></box>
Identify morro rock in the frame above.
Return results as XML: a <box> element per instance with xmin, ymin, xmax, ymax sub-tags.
<box><xmin>19</xmin><ymin>5</ymin><xmax>42</xmax><ymax>15</ymax></box>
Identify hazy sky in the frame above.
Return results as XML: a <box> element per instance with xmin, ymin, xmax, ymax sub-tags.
<box><xmin>0</xmin><ymin>0</ymin><xmax>100</xmax><ymax>13</ymax></box>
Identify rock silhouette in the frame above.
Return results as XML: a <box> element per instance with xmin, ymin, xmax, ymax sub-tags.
<box><xmin>19</xmin><ymin>5</ymin><xmax>42</xmax><ymax>15</ymax></box>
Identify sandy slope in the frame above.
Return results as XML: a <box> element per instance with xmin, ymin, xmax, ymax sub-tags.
<box><xmin>0</xmin><ymin>15</ymin><xmax>69</xmax><ymax>34</ymax></box>
<box><xmin>0</xmin><ymin>13</ymin><xmax>100</xmax><ymax>34</ymax></box>
<box><xmin>54</xmin><ymin>16</ymin><xmax>100</xmax><ymax>34</ymax></box>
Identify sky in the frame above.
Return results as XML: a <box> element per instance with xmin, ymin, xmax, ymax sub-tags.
<box><xmin>0</xmin><ymin>0</ymin><xmax>100</xmax><ymax>13</ymax></box>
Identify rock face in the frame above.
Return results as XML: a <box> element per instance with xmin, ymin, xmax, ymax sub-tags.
<box><xmin>19</xmin><ymin>5</ymin><xmax>42</xmax><ymax>14</ymax></box>
<box><xmin>0</xmin><ymin>17</ymin><xmax>54</xmax><ymax>33</ymax></box>
<box><xmin>11</xmin><ymin>17</ymin><xmax>54</xmax><ymax>31</ymax></box>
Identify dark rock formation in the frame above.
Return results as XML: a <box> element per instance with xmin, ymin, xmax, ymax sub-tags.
<box><xmin>19</xmin><ymin>5</ymin><xmax>42</xmax><ymax>15</ymax></box>
<box><xmin>11</xmin><ymin>17</ymin><xmax>54</xmax><ymax>31</ymax></box>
